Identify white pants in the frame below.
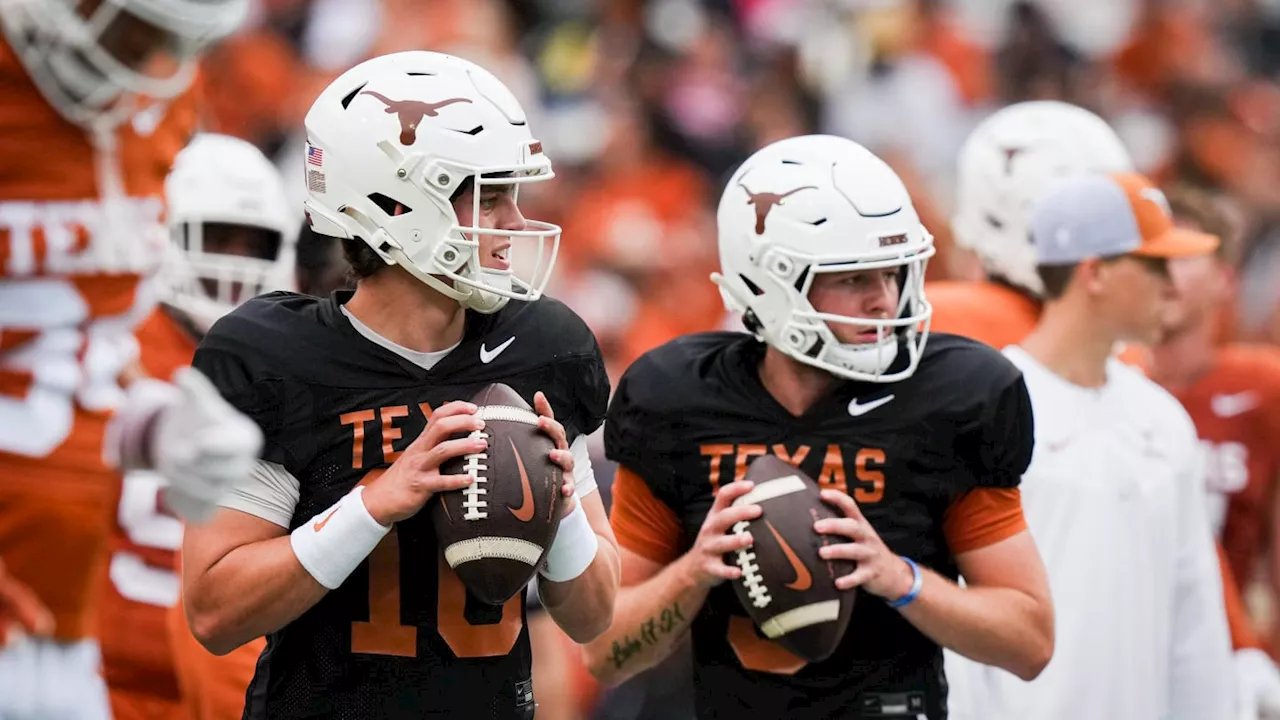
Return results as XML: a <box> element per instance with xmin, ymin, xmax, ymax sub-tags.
<box><xmin>0</xmin><ymin>638</ymin><xmax>111</xmax><ymax>720</ymax></box>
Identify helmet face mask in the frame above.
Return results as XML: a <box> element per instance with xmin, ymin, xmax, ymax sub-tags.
<box><xmin>301</xmin><ymin>52</ymin><xmax>561</xmax><ymax>314</ymax></box>
<box><xmin>0</xmin><ymin>0</ymin><xmax>248</xmax><ymax>128</ymax></box>
<box><xmin>163</xmin><ymin>133</ymin><xmax>296</xmax><ymax>331</ymax></box>
<box><xmin>952</xmin><ymin>101</ymin><xmax>1134</xmax><ymax>297</ymax></box>
<box><xmin>713</xmin><ymin>134</ymin><xmax>935</xmax><ymax>384</ymax></box>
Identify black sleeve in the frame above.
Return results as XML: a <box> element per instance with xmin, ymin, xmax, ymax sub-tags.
<box><xmin>192</xmin><ymin>318</ymin><xmax>317</xmax><ymax>472</ymax></box>
<box><xmin>955</xmin><ymin>373</ymin><xmax>1035</xmax><ymax>489</ymax></box>
<box><xmin>602</xmin><ymin>358</ymin><xmax>670</xmax><ymax>484</ymax></box>
<box><xmin>550</xmin><ymin>338</ymin><xmax>610</xmax><ymax>446</ymax></box>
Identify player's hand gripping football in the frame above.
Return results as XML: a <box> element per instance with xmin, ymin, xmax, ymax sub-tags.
<box><xmin>679</xmin><ymin>481</ymin><xmax>762</xmax><ymax>589</ymax></box>
<box><xmin>815</xmin><ymin>489</ymin><xmax>914</xmax><ymax>600</ymax></box>
<box><xmin>150</xmin><ymin>368</ymin><xmax>265</xmax><ymax>523</ymax></box>
<box><xmin>533</xmin><ymin>391</ymin><xmax>577</xmax><ymax>517</ymax></box>
<box><xmin>361</xmin><ymin>401</ymin><xmax>489</xmax><ymax>526</ymax></box>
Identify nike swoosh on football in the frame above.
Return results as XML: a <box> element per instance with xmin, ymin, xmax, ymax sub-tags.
<box><xmin>765</xmin><ymin>520</ymin><xmax>812</xmax><ymax>592</ymax></box>
<box><xmin>1211</xmin><ymin>392</ymin><xmax>1259</xmax><ymax>418</ymax></box>
<box><xmin>479</xmin><ymin>336</ymin><xmax>516</xmax><ymax>364</ymax></box>
<box><xmin>508</xmin><ymin>438</ymin><xmax>536</xmax><ymax>523</ymax></box>
<box><xmin>848</xmin><ymin>394</ymin><xmax>895</xmax><ymax>417</ymax></box>
<box><xmin>313</xmin><ymin>505</ymin><xmax>340</xmax><ymax>532</ymax></box>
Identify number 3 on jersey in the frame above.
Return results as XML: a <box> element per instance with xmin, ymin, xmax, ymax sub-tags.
<box><xmin>350</xmin><ymin>469</ymin><xmax>523</xmax><ymax>658</ymax></box>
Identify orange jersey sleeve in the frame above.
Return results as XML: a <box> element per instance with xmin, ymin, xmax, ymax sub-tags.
<box><xmin>609</xmin><ymin>466</ymin><xmax>686</xmax><ymax>565</ymax></box>
<box><xmin>925</xmin><ymin>281</ymin><xmax>1041</xmax><ymax>350</ymax></box>
<box><xmin>943</xmin><ymin>488</ymin><xmax>1028</xmax><ymax>555</ymax></box>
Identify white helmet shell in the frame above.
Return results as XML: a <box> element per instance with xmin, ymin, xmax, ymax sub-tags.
<box><xmin>713</xmin><ymin>135</ymin><xmax>935</xmax><ymax>383</ymax></box>
<box><xmin>952</xmin><ymin>101</ymin><xmax>1133</xmax><ymax>296</ymax></box>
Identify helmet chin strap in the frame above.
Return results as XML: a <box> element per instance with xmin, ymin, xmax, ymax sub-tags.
<box><xmin>820</xmin><ymin>335</ymin><xmax>901</xmax><ymax>379</ymax></box>
<box><xmin>388</xmin><ymin>247</ymin><xmax>513</xmax><ymax>314</ymax></box>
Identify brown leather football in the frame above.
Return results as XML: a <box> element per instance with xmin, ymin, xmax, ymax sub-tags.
<box><xmin>724</xmin><ymin>454</ymin><xmax>857</xmax><ymax>662</ymax></box>
<box><xmin>432</xmin><ymin>383</ymin><xmax>564</xmax><ymax>605</ymax></box>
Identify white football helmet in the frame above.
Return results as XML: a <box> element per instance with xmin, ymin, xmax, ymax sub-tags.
<box><xmin>952</xmin><ymin>101</ymin><xmax>1134</xmax><ymax>296</ymax></box>
<box><xmin>0</xmin><ymin>0</ymin><xmax>248</xmax><ymax>129</ymax></box>
<box><xmin>164</xmin><ymin>133</ymin><xmax>296</xmax><ymax>331</ymax></box>
<box><xmin>302</xmin><ymin>51</ymin><xmax>559</xmax><ymax>314</ymax></box>
<box><xmin>712</xmin><ymin>135</ymin><xmax>935</xmax><ymax>383</ymax></box>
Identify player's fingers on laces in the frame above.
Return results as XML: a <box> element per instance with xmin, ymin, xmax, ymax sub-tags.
<box><xmin>705</xmin><ymin>503</ymin><xmax>761</xmax><ymax>535</ymax></box>
<box><xmin>421</xmin><ymin>435</ymin><xmax>487</xmax><ymax>471</ymax></box>
<box><xmin>819</xmin><ymin>489</ymin><xmax>864</xmax><ymax>520</ymax></box>
<box><xmin>431</xmin><ymin>473</ymin><xmax>477</xmax><ymax>493</ymax></box>
<box><xmin>418</xmin><ymin>401</ymin><xmax>479</xmax><ymax>444</ymax></box>
<box><xmin>705</xmin><ymin>532</ymin><xmax>754</xmax><ymax>556</ymax></box>
<box><xmin>711</xmin><ymin>480</ymin><xmax>755</xmax><ymax>511</ymax></box>
<box><xmin>705</xmin><ymin>558</ymin><xmax>743</xmax><ymax>581</ymax></box>
<box><xmin>560</xmin><ymin>476</ymin><xmax>575</xmax><ymax>497</ymax></box>
<box><xmin>420</xmin><ymin>411</ymin><xmax>485</xmax><ymax>450</ymax></box>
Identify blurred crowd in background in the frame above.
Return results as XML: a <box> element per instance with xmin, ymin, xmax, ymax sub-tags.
<box><xmin>189</xmin><ymin>0</ymin><xmax>1280</xmax><ymax>716</ymax></box>
<box><xmin>205</xmin><ymin>0</ymin><xmax>1280</xmax><ymax>384</ymax></box>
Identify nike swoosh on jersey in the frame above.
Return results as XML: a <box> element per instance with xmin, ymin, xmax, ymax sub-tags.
<box><xmin>848</xmin><ymin>394</ymin><xmax>895</xmax><ymax>417</ymax></box>
<box><xmin>1211</xmin><ymin>391</ymin><xmax>1259</xmax><ymax>418</ymax></box>
<box><xmin>479</xmin><ymin>336</ymin><xmax>516</xmax><ymax>364</ymax></box>
<box><xmin>765</xmin><ymin>520</ymin><xmax>812</xmax><ymax>591</ymax></box>
<box><xmin>508</xmin><ymin>438</ymin><xmax>535</xmax><ymax>522</ymax></box>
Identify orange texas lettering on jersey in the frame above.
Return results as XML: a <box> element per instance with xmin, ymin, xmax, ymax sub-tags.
<box><xmin>341</xmin><ymin>403</ymin><xmax>439</xmax><ymax>469</ymax></box>
<box><xmin>0</xmin><ymin>37</ymin><xmax>198</xmax><ymax>642</ymax></box>
<box><xmin>699</xmin><ymin>442</ymin><xmax>886</xmax><ymax>503</ymax></box>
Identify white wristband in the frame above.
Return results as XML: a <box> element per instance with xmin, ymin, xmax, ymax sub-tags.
<box><xmin>539</xmin><ymin>497</ymin><xmax>598</xmax><ymax>583</ymax></box>
<box><xmin>290</xmin><ymin>486</ymin><xmax>390</xmax><ymax>590</ymax></box>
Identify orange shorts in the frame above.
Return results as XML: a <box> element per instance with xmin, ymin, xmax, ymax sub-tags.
<box><xmin>166</xmin><ymin>596</ymin><xmax>263</xmax><ymax>720</ymax></box>
<box><xmin>0</xmin><ymin>459</ymin><xmax>120</xmax><ymax>641</ymax></box>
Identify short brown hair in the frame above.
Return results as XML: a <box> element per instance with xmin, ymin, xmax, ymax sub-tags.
<box><xmin>1164</xmin><ymin>184</ymin><xmax>1243</xmax><ymax>266</ymax></box>
<box><xmin>1036</xmin><ymin>262</ymin><xmax>1079</xmax><ymax>300</ymax></box>
<box><xmin>341</xmin><ymin>237</ymin><xmax>385</xmax><ymax>280</ymax></box>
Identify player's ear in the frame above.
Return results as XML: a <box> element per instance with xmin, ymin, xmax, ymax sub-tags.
<box><xmin>1072</xmin><ymin>256</ymin><xmax>1107</xmax><ymax>297</ymax></box>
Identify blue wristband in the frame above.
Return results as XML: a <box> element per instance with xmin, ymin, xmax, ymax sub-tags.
<box><xmin>886</xmin><ymin>556</ymin><xmax>923</xmax><ymax>609</ymax></box>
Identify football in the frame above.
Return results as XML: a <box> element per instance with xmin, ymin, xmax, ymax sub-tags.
<box><xmin>725</xmin><ymin>455</ymin><xmax>857</xmax><ymax>662</ymax></box>
<box><xmin>431</xmin><ymin>383</ymin><xmax>564</xmax><ymax>605</ymax></box>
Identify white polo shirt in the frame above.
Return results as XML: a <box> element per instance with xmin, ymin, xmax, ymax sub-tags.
<box><xmin>944</xmin><ymin>346</ymin><xmax>1234</xmax><ymax>720</ymax></box>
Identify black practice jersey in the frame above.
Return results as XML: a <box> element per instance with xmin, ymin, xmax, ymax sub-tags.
<box><xmin>604</xmin><ymin>332</ymin><xmax>1034</xmax><ymax>720</ymax></box>
<box><xmin>193</xmin><ymin>291</ymin><xmax>609</xmax><ymax>720</ymax></box>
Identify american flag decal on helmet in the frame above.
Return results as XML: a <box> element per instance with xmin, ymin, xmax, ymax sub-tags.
<box><xmin>307</xmin><ymin>144</ymin><xmax>324</xmax><ymax>167</ymax></box>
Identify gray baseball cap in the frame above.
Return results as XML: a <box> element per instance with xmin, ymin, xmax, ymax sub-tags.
<box><xmin>1030</xmin><ymin>172</ymin><xmax>1218</xmax><ymax>266</ymax></box>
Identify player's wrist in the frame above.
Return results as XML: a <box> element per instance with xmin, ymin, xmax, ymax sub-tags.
<box><xmin>291</xmin><ymin>485</ymin><xmax>391</xmax><ymax>590</ymax></box>
<box><xmin>885</xmin><ymin>556</ymin><xmax>923</xmax><ymax>609</ymax></box>
<box><xmin>539</xmin><ymin>496</ymin><xmax>598</xmax><ymax>583</ymax></box>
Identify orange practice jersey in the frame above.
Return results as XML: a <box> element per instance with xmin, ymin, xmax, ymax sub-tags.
<box><xmin>0</xmin><ymin>38</ymin><xmax>198</xmax><ymax>642</ymax></box>
<box><xmin>924</xmin><ymin>280</ymin><xmax>1040</xmax><ymax>350</ymax></box>
<box><xmin>101</xmin><ymin>309</ymin><xmax>196</xmax><ymax>714</ymax></box>
<box><xmin>1169</xmin><ymin>345</ymin><xmax>1280</xmax><ymax>590</ymax></box>
<box><xmin>929</xmin><ymin>278</ymin><xmax>1264</xmax><ymax>651</ymax></box>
